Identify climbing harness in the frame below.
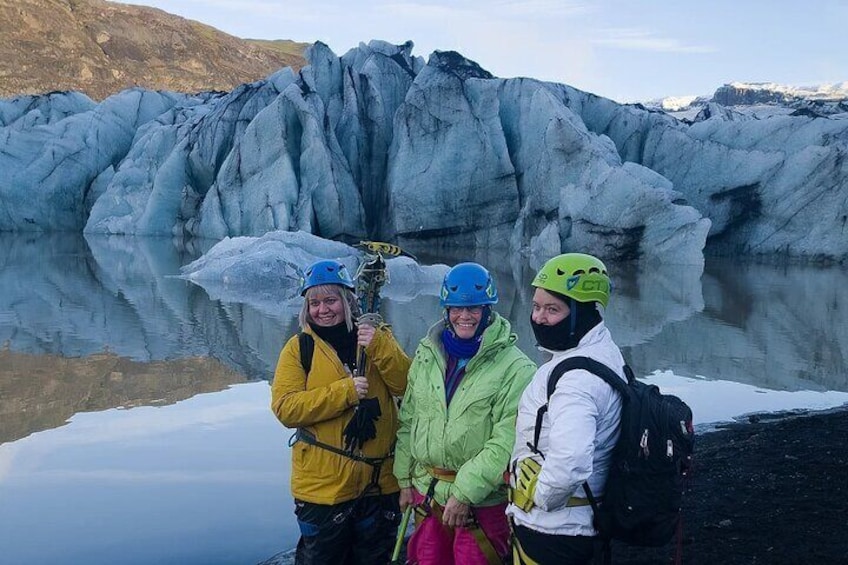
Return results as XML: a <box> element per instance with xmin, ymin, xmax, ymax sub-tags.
<box><xmin>409</xmin><ymin>472</ymin><xmax>504</xmax><ymax>565</ymax></box>
<box><xmin>289</xmin><ymin>428</ymin><xmax>392</xmax><ymax>496</ymax></box>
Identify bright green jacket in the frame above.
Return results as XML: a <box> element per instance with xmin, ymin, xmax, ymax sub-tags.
<box><xmin>393</xmin><ymin>313</ymin><xmax>536</xmax><ymax>507</ymax></box>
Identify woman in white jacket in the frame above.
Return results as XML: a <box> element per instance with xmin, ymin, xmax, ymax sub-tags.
<box><xmin>506</xmin><ymin>253</ymin><xmax>627</xmax><ymax>565</ymax></box>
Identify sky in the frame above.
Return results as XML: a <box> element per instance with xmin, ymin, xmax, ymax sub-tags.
<box><xmin>126</xmin><ymin>1</ymin><xmax>846</xmax><ymax>102</ymax></box>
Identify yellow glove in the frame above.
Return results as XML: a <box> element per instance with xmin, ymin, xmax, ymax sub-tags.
<box><xmin>511</xmin><ymin>458</ymin><xmax>542</xmax><ymax>512</ymax></box>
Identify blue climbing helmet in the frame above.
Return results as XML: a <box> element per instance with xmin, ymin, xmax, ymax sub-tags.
<box><xmin>299</xmin><ymin>260</ymin><xmax>355</xmax><ymax>296</ymax></box>
<box><xmin>439</xmin><ymin>262</ymin><xmax>498</xmax><ymax>307</ymax></box>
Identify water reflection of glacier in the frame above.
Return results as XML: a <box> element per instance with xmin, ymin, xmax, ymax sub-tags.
<box><xmin>622</xmin><ymin>258</ymin><xmax>848</xmax><ymax>392</ymax></box>
<box><xmin>1</xmin><ymin>233</ymin><xmax>846</xmax><ymax>394</ymax></box>
<box><xmin>0</xmin><ymin>233</ymin><xmax>295</xmax><ymax>381</ymax></box>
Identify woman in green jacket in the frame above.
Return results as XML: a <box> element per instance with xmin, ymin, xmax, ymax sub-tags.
<box><xmin>393</xmin><ymin>262</ymin><xmax>536</xmax><ymax>565</ymax></box>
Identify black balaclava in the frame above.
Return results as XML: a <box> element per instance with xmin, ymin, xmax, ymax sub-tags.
<box><xmin>531</xmin><ymin>294</ymin><xmax>602</xmax><ymax>352</ymax></box>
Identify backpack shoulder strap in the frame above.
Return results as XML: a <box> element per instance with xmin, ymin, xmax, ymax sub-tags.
<box><xmin>298</xmin><ymin>332</ymin><xmax>315</xmax><ymax>376</ymax></box>
<box><xmin>546</xmin><ymin>356</ymin><xmax>630</xmax><ymax>400</ymax></box>
<box><xmin>529</xmin><ymin>356</ymin><xmax>629</xmax><ymax>456</ymax></box>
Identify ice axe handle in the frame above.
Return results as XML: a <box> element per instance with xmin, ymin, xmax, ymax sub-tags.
<box><xmin>390</xmin><ymin>504</ymin><xmax>413</xmax><ymax>563</ymax></box>
<box><xmin>355</xmin><ymin>313</ymin><xmax>383</xmax><ymax>378</ymax></box>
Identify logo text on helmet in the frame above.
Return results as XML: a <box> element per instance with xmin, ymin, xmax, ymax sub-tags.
<box><xmin>581</xmin><ymin>280</ymin><xmax>607</xmax><ymax>291</ymax></box>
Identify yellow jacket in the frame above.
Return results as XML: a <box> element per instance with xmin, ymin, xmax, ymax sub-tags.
<box><xmin>271</xmin><ymin>324</ymin><xmax>410</xmax><ymax>505</ymax></box>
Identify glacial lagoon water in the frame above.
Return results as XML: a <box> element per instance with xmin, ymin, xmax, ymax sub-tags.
<box><xmin>1</xmin><ymin>233</ymin><xmax>846</xmax><ymax>564</ymax></box>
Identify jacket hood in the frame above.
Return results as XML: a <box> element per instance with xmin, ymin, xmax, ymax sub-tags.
<box><xmin>425</xmin><ymin>311</ymin><xmax>516</xmax><ymax>357</ymax></box>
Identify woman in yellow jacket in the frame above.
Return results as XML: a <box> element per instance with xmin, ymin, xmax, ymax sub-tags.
<box><xmin>272</xmin><ymin>259</ymin><xmax>411</xmax><ymax>564</ymax></box>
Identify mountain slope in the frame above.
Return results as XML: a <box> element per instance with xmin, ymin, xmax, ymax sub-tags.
<box><xmin>0</xmin><ymin>0</ymin><xmax>308</xmax><ymax>100</ymax></box>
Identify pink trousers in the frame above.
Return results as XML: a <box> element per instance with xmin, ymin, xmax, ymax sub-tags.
<box><xmin>406</xmin><ymin>489</ymin><xmax>510</xmax><ymax>565</ymax></box>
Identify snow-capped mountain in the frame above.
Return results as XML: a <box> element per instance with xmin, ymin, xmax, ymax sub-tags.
<box><xmin>717</xmin><ymin>81</ymin><xmax>848</xmax><ymax>103</ymax></box>
<box><xmin>643</xmin><ymin>81</ymin><xmax>848</xmax><ymax>119</ymax></box>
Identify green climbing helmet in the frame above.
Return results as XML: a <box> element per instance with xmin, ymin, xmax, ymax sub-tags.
<box><xmin>532</xmin><ymin>253</ymin><xmax>611</xmax><ymax>308</ymax></box>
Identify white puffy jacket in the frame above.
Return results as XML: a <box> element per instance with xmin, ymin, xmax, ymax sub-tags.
<box><xmin>506</xmin><ymin>322</ymin><xmax>626</xmax><ymax>536</ymax></box>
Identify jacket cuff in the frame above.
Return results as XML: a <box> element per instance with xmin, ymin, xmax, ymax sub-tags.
<box><xmin>342</xmin><ymin>378</ymin><xmax>359</xmax><ymax>406</ymax></box>
<box><xmin>438</xmin><ymin>480</ymin><xmax>472</xmax><ymax>504</ymax></box>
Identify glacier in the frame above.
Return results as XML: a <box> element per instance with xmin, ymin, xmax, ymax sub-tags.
<box><xmin>1</xmin><ymin>40</ymin><xmax>846</xmax><ymax>264</ymax></box>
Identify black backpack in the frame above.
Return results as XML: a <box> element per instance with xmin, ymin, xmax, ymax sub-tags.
<box><xmin>535</xmin><ymin>356</ymin><xmax>694</xmax><ymax>547</ymax></box>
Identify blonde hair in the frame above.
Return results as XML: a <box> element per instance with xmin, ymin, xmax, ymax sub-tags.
<box><xmin>299</xmin><ymin>284</ymin><xmax>359</xmax><ymax>331</ymax></box>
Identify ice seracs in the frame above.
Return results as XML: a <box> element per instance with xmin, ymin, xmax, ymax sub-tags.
<box><xmin>1</xmin><ymin>42</ymin><xmax>846</xmax><ymax>264</ymax></box>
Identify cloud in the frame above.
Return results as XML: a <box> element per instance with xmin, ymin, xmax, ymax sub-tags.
<box><xmin>592</xmin><ymin>28</ymin><xmax>717</xmax><ymax>53</ymax></box>
<box><xmin>382</xmin><ymin>0</ymin><xmax>588</xmax><ymax>20</ymax></box>
<box><xmin>20</xmin><ymin>468</ymin><xmax>283</xmax><ymax>484</ymax></box>
<box><xmin>381</xmin><ymin>2</ymin><xmax>458</xmax><ymax>19</ymax></box>
<box><xmin>372</xmin><ymin>0</ymin><xmax>599</xmax><ymax>85</ymax></box>
<box><xmin>7</xmin><ymin>384</ymin><xmax>269</xmax><ymax>450</ymax></box>
<box><xmin>54</xmin><ymin>399</ymin><xmax>267</xmax><ymax>447</ymax></box>
<box><xmin>0</xmin><ymin>445</ymin><xmax>17</xmax><ymax>483</ymax></box>
<box><xmin>469</xmin><ymin>0</ymin><xmax>589</xmax><ymax>18</ymax></box>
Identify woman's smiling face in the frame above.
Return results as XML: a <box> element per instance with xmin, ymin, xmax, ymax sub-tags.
<box><xmin>307</xmin><ymin>287</ymin><xmax>346</xmax><ymax>327</ymax></box>
<box><xmin>448</xmin><ymin>306</ymin><xmax>484</xmax><ymax>339</ymax></box>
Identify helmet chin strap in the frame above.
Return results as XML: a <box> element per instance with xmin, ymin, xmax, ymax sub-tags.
<box><xmin>476</xmin><ymin>306</ymin><xmax>492</xmax><ymax>338</ymax></box>
<box><xmin>569</xmin><ymin>298</ymin><xmax>578</xmax><ymax>337</ymax></box>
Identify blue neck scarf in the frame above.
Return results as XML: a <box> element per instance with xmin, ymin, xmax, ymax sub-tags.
<box><xmin>441</xmin><ymin>328</ymin><xmax>482</xmax><ymax>359</ymax></box>
<box><xmin>440</xmin><ymin>307</ymin><xmax>491</xmax><ymax>359</ymax></box>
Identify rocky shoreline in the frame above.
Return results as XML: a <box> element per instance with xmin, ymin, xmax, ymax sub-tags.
<box><xmin>614</xmin><ymin>406</ymin><xmax>848</xmax><ymax>565</ymax></box>
<box><xmin>260</xmin><ymin>406</ymin><xmax>848</xmax><ymax>565</ymax></box>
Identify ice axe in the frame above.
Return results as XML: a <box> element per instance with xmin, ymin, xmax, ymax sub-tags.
<box><xmin>353</xmin><ymin>242</ymin><xmax>390</xmax><ymax>332</ymax></box>
<box><xmin>390</xmin><ymin>504</ymin><xmax>413</xmax><ymax>564</ymax></box>
<box><xmin>342</xmin><ymin>241</ymin><xmax>416</xmax><ymax>453</ymax></box>
<box><xmin>353</xmin><ymin>240</ymin><xmax>417</xmax><ymax>370</ymax></box>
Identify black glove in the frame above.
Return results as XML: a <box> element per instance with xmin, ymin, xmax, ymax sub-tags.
<box><xmin>343</xmin><ymin>397</ymin><xmax>382</xmax><ymax>452</ymax></box>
